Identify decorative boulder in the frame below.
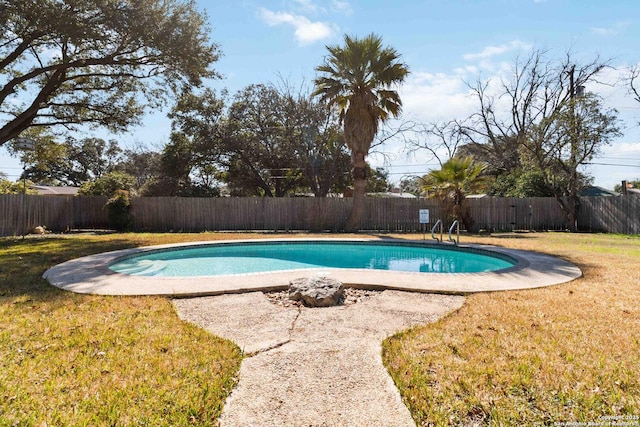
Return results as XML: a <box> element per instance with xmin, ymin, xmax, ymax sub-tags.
<box><xmin>289</xmin><ymin>275</ymin><xmax>344</xmax><ymax>307</ymax></box>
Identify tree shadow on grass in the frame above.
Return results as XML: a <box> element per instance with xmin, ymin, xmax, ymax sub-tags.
<box><xmin>0</xmin><ymin>236</ymin><xmax>140</xmax><ymax>302</ymax></box>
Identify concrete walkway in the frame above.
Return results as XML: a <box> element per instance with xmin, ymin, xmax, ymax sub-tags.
<box><xmin>173</xmin><ymin>290</ymin><xmax>465</xmax><ymax>427</ymax></box>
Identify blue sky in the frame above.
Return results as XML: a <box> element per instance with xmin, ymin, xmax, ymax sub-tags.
<box><xmin>2</xmin><ymin>0</ymin><xmax>639</xmax><ymax>188</ymax></box>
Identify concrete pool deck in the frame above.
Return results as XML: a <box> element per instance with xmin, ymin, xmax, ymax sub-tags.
<box><xmin>43</xmin><ymin>238</ymin><xmax>582</xmax><ymax>296</ymax></box>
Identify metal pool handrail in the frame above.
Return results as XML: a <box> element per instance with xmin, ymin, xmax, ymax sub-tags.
<box><xmin>448</xmin><ymin>220</ymin><xmax>459</xmax><ymax>246</ymax></box>
<box><xmin>431</xmin><ymin>219</ymin><xmax>443</xmax><ymax>243</ymax></box>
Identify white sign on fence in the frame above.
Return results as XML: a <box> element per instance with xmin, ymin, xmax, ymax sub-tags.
<box><xmin>419</xmin><ymin>209</ymin><xmax>430</xmax><ymax>224</ymax></box>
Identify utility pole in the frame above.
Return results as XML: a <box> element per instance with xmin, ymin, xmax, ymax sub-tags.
<box><xmin>567</xmin><ymin>65</ymin><xmax>581</xmax><ymax>232</ymax></box>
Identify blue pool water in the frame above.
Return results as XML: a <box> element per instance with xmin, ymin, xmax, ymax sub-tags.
<box><xmin>109</xmin><ymin>241</ymin><xmax>516</xmax><ymax>277</ymax></box>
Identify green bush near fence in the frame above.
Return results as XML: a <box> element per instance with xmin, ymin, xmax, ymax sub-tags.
<box><xmin>105</xmin><ymin>190</ymin><xmax>132</xmax><ymax>231</ymax></box>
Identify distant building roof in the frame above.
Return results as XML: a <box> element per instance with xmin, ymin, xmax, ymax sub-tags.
<box><xmin>31</xmin><ymin>185</ymin><xmax>80</xmax><ymax>196</ymax></box>
<box><xmin>367</xmin><ymin>192</ymin><xmax>417</xmax><ymax>198</ymax></box>
<box><xmin>579</xmin><ymin>186</ymin><xmax>619</xmax><ymax>197</ymax></box>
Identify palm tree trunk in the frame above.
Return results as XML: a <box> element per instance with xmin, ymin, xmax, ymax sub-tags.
<box><xmin>345</xmin><ymin>151</ymin><xmax>366</xmax><ymax>232</ymax></box>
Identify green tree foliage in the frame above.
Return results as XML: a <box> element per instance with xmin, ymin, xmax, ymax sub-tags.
<box><xmin>365</xmin><ymin>166</ymin><xmax>392</xmax><ymax>193</ymax></box>
<box><xmin>78</xmin><ymin>171</ymin><xmax>135</xmax><ymax>197</ymax></box>
<box><xmin>167</xmin><ymin>84</ymin><xmax>350</xmax><ymax>197</ymax></box>
<box><xmin>280</xmin><ymin>90</ymin><xmax>351</xmax><ymax>197</ymax></box>
<box><xmin>138</xmin><ymin>88</ymin><xmax>224</xmax><ymax>197</ymax></box>
<box><xmin>313</xmin><ymin>33</ymin><xmax>409</xmax><ymax>231</ymax></box>
<box><xmin>422</xmin><ymin>157</ymin><xmax>487</xmax><ymax>231</ymax></box>
<box><xmin>398</xmin><ymin>176</ymin><xmax>424</xmax><ymax>197</ymax></box>
<box><xmin>10</xmin><ymin>135</ymin><xmax>122</xmax><ymax>185</ymax></box>
<box><xmin>0</xmin><ymin>0</ymin><xmax>219</xmax><ymax>146</ymax></box>
<box><xmin>64</xmin><ymin>138</ymin><xmax>122</xmax><ymax>184</ymax></box>
<box><xmin>223</xmin><ymin>84</ymin><xmax>305</xmax><ymax>197</ymax></box>
<box><xmin>142</xmin><ymin>131</ymin><xmax>215</xmax><ymax>197</ymax></box>
<box><xmin>7</xmin><ymin>131</ymin><xmax>68</xmax><ymax>184</ymax></box>
<box><xmin>487</xmin><ymin>167</ymin><xmax>591</xmax><ymax>198</ymax></box>
<box><xmin>0</xmin><ymin>177</ymin><xmax>37</xmax><ymax>194</ymax></box>
<box><xmin>115</xmin><ymin>146</ymin><xmax>162</xmax><ymax>191</ymax></box>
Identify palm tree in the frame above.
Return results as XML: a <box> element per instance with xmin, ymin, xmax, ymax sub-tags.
<box><xmin>313</xmin><ymin>33</ymin><xmax>409</xmax><ymax>231</ymax></box>
<box><xmin>423</xmin><ymin>157</ymin><xmax>487</xmax><ymax>231</ymax></box>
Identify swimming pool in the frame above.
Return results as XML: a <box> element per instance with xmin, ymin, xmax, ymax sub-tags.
<box><xmin>109</xmin><ymin>241</ymin><xmax>516</xmax><ymax>276</ymax></box>
<box><xmin>43</xmin><ymin>238</ymin><xmax>582</xmax><ymax>296</ymax></box>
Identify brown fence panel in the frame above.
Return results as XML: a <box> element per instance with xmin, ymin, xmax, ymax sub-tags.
<box><xmin>0</xmin><ymin>194</ymin><xmax>21</xmax><ymax>236</ymax></box>
<box><xmin>0</xmin><ymin>195</ymin><xmax>108</xmax><ymax>236</ymax></box>
<box><xmin>70</xmin><ymin>196</ymin><xmax>109</xmax><ymax>230</ymax></box>
<box><xmin>578</xmin><ymin>195</ymin><xmax>640</xmax><ymax>234</ymax></box>
<box><xmin>467</xmin><ymin>197</ymin><xmax>569</xmax><ymax>231</ymax></box>
<box><xmin>468</xmin><ymin>197</ymin><xmax>514</xmax><ymax>231</ymax></box>
<box><xmin>359</xmin><ymin>198</ymin><xmax>445</xmax><ymax>232</ymax></box>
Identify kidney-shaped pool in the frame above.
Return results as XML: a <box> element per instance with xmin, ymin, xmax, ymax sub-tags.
<box><xmin>43</xmin><ymin>238</ymin><xmax>582</xmax><ymax>296</ymax></box>
<box><xmin>109</xmin><ymin>240</ymin><xmax>517</xmax><ymax>277</ymax></box>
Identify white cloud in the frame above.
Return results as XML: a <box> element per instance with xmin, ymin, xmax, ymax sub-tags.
<box><xmin>291</xmin><ymin>0</ymin><xmax>320</xmax><ymax>14</ymax></box>
<box><xmin>331</xmin><ymin>0</ymin><xmax>352</xmax><ymax>15</ymax></box>
<box><xmin>590</xmin><ymin>21</ymin><xmax>630</xmax><ymax>37</ymax></box>
<box><xmin>462</xmin><ymin>40</ymin><xmax>532</xmax><ymax>62</ymax></box>
<box><xmin>617</xmin><ymin>142</ymin><xmax>640</xmax><ymax>153</ymax></box>
<box><xmin>590</xmin><ymin>27</ymin><xmax>616</xmax><ymax>36</ymax></box>
<box><xmin>288</xmin><ymin>0</ymin><xmax>352</xmax><ymax>15</ymax></box>
<box><xmin>398</xmin><ymin>72</ymin><xmax>475</xmax><ymax>124</ymax></box>
<box><xmin>259</xmin><ymin>8</ymin><xmax>335</xmax><ymax>45</ymax></box>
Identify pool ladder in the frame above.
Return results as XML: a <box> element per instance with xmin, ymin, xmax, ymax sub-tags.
<box><xmin>448</xmin><ymin>220</ymin><xmax>460</xmax><ymax>246</ymax></box>
<box><xmin>431</xmin><ymin>219</ymin><xmax>459</xmax><ymax>246</ymax></box>
<box><xmin>431</xmin><ymin>219</ymin><xmax>443</xmax><ymax>243</ymax></box>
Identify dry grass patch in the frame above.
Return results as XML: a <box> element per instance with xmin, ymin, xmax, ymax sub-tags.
<box><xmin>0</xmin><ymin>233</ymin><xmax>256</xmax><ymax>426</ymax></box>
<box><xmin>383</xmin><ymin>233</ymin><xmax>640</xmax><ymax>426</ymax></box>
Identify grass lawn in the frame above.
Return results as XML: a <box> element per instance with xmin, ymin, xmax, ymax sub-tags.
<box><xmin>1</xmin><ymin>232</ymin><xmax>638</xmax><ymax>425</ymax></box>
<box><xmin>383</xmin><ymin>232</ymin><xmax>640</xmax><ymax>426</ymax></box>
<box><xmin>0</xmin><ymin>233</ymin><xmax>254</xmax><ymax>426</ymax></box>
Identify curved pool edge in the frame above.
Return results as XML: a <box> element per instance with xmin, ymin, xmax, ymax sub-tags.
<box><xmin>42</xmin><ymin>238</ymin><xmax>582</xmax><ymax>297</ymax></box>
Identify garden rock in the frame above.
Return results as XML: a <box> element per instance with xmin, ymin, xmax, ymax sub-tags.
<box><xmin>289</xmin><ymin>275</ymin><xmax>344</xmax><ymax>307</ymax></box>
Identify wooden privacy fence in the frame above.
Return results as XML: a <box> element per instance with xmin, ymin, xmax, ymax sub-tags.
<box><xmin>0</xmin><ymin>194</ymin><xmax>108</xmax><ymax>236</ymax></box>
<box><xmin>129</xmin><ymin>197</ymin><xmax>444</xmax><ymax>232</ymax></box>
<box><xmin>1</xmin><ymin>194</ymin><xmax>638</xmax><ymax>236</ymax></box>
<box><xmin>578</xmin><ymin>196</ymin><xmax>640</xmax><ymax>234</ymax></box>
<box><xmin>467</xmin><ymin>197</ymin><xmax>569</xmax><ymax>232</ymax></box>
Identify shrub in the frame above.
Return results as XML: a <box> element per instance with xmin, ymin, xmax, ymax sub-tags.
<box><xmin>105</xmin><ymin>190</ymin><xmax>132</xmax><ymax>231</ymax></box>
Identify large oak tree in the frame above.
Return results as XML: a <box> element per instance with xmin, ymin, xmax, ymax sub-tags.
<box><xmin>0</xmin><ymin>0</ymin><xmax>219</xmax><ymax>146</ymax></box>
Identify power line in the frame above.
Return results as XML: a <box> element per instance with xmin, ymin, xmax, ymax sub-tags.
<box><xmin>386</xmin><ymin>171</ymin><xmax>431</xmax><ymax>176</ymax></box>
<box><xmin>586</xmin><ymin>162</ymin><xmax>639</xmax><ymax>168</ymax></box>
<box><xmin>600</xmin><ymin>157</ymin><xmax>640</xmax><ymax>161</ymax></box>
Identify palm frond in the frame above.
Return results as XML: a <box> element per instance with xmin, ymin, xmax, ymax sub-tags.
<box><xmin>312</xmin><ymin>33</ymin><xmax>409</xmax><ymax>150</ymax></box>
